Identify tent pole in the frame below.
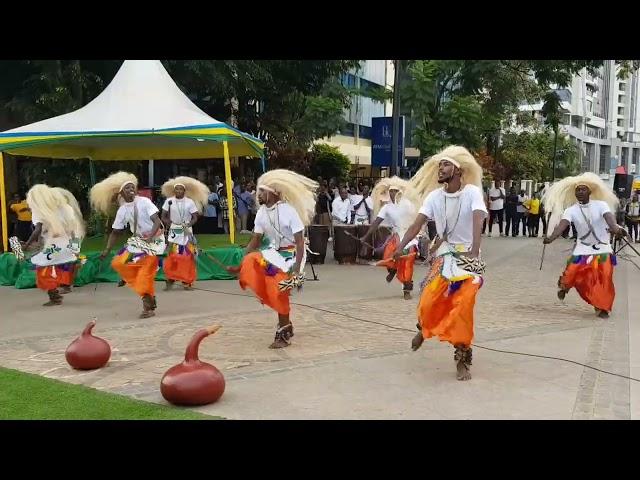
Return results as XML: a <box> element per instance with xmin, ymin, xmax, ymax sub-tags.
<box><xmin>261</xmin><ymin>152</ymin><xmax>266</xmax><ymax>173</ymax></box>
<box><xmin>0</xmin><ymin>152</ymin><xmax>8</xmax><ymax>252</ymax></box>
<box><xmin>223</xmin><ymin>141</ymin><xmax>235</xmax><ymax>244</ymax></box>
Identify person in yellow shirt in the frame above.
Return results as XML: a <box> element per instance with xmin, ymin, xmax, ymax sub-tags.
<box><xmin>9</xmin><ymin>193</ymin><xmax>33</xmax><ymax>241</ymax></box>
<box><xmin>524</xmin><ymin>193</ymin><xmax>541</xmax><ymax>237</ymax></box>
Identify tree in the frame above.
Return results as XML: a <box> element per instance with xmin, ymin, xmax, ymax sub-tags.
<box><xmin>399</xmin><ymin>59</ymin><xmax>639</xmax><ymax>160</ymax></box>
<box><xmin>309</xmin><ymin>143</ymin><xmax>351</xmax><ymax>181</ymax></box>
<box><xmin>499</xmin><ymin>130</ymin><xmax>578</xmax><ymax>182</ymax></box>
<box><xmin>540</xmin><ymin>91</ymin><xmax>564</xmax><ymax>181</ymax></box>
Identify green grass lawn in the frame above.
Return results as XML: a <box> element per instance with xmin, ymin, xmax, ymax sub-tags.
<box><xmin>81</xmin><ymin>233</ymin><xmax>252</xmax><ymax>253</ymax></box>
<box><xmin>0</xmin><ymin>367</ymin><xmax>220</xmax><ymax>420</ymax></box>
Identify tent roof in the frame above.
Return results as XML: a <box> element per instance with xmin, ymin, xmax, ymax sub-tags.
<box><xmin>0</xmin><ymin>60</ymin><xmax>264</xmax><ymax>160</ymax></box>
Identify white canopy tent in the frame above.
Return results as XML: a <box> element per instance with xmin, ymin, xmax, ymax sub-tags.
<box><xmin>0</xmin><ymin>60</ymin><xmax>265</xmax><ymax>250</ymax></box>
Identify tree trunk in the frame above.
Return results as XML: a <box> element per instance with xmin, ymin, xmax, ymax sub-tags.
<box><xmin>551</xmin><ymin>126</ymin><xmax>559</xmax><ymax>182</ymax></box>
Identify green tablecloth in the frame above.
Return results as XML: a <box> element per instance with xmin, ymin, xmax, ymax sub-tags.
<box><xmin>0</xmin><ymin>247</ymin><xmax>244</xmax><ymax>289</ymax></box>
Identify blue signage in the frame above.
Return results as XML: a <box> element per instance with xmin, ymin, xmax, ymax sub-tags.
<box><xmin>371</xmin><ymin>116</ymin><xmax>404</xmax><ymax>168</ymax></box>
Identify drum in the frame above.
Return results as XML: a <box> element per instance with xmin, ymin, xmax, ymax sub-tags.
<box><xmin>308</xmin><ymin>225</ymin><xmax>329</xmax><ymax>264</ymax></box>
<box><xmin>373</xmin><ymin>226</ymin><xmax>393</xmax><ymax>260</ymax></box>
<box><xmin>356</xmin><ymin>225</ymin><xmax>373</xmax><ymax>260</ymax></box>
<box><xmin>333</xmin><ymin>225</ymin><xmax>359</xmax><ymax>264</ymax></box>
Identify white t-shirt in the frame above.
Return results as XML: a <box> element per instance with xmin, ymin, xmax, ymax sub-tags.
<box><xmin>419</xmin><ymin>185</ymin><xmax>488</xmax><ymax>251</ymax></box>
<box><xmin>562</xmin><ymin>201</ymin><xmax>612</xmax><ymax>254</ymax></box>
<box><xmin>517</xmin><ymin>194</ymin><xmax>529</xmax><ymax>213</ymax></box>
<box><xmin>162</xmin><ymin>196</ymin><xmax>199</xmax><ymax>225</ymax></box>
<box><xmin>113</xmin><ymin>196</ymin><xmax>159</xmax><ymax>235</ymax></box>
<box><xmin>488</xmin><ymin>187</ymin><xmax>506</xmax><ymax>210</ymax></box>
<box><xmin>332</xmin><ymin>197</ymin><xmax>352</xmax><ymax>223</ymax></box>
<box><xmin>377</xmin><ymin>198</ymin><xmax>418</xmax><ymax>245</ymax></box>
<box><xmin>254</xmin><ymin>202</ymin><xmax>304</xmax><ymax>249</ymax></box>
<box><xmin>350</xmin><ymin>194</ymin><xmax>371</xmax><ymax>217</ymax></box>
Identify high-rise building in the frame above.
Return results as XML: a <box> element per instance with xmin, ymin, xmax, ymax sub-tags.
<box><xmin>518</xmin><ymin>61</ymin><xmax>640</xmax><ymax>177</ymax></box>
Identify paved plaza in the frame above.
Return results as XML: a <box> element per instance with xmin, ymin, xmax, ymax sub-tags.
<box><xmin>1</xmin><ymin>236</ymin><xmax>639</xmax><ymax>419</ymax></box>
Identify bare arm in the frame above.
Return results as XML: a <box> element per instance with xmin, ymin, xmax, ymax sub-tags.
<box><xmin>23</xmin><ymin>223</ymin><xmax>43</xmax><ymax>250</ymax></box>
<box><xmin>292</xmin><ymin>231</ymin><xmax>305</xmax><ymax>274</ymax></box>
<box><xmin>543</xmin><ymin>219</ymin><xmax>570</xmax><ymax>244</ymax></box>
<box><xmin>244</xmin><ymin>232</ymin><xmax>263</xmax><ymax>253</ymax></box>
<box><xmin>188</xmin><ymin>212</ymin><xmax>199</xmax><ymax>227</ymax></box>
<box><xmin>161</xmin><ymin>209</ymin><xmax>171</xmax><ymax>226</ymax></box>
<box><xmin>100</xmin><ymin>228</ymin><xmax>126</xmax><ymax>258</ymax></box>
<box><xmin>144</xmin><ymin>213</ymin><xmax>163</xmax><ymax>239</ymax></box>
<box><xmin>360</xmin><ymin>217</ymin><xmax>383</xmax><ymax>242</ymax></box>
<box><xmin>468</xmin><ymin>210</ymin><xmax>484</xmax><ymax>258</ymax></box>
<box><xmin>604</xmin><ymin>212</ymin><xmax>627</xmax><ymax>237</ymax></box>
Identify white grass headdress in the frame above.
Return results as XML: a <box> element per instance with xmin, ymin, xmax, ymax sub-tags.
<box><xmin>52</xmin><ymin>187</ymin><xmax>86</xmax><ymax>239</ymax></box>
<box><xmin>161</xmin><ymin>176</ymin><xmax>210</xmax><ymax>211</ymax></box>
<box><xmin>90</xmin><ymin>171</ymin><xmax>138</xmax><ymax>215</ymax></box>
<box><xmin>256</xmin><ymin>169</ymin><xmax>318</xmax><ymax>226</ymax></box>
<box><xmin>410</xmin><ymin>145</ymin><xmax>484</xmax><ymax>200</ymax></box>
<box><xmin>371</xmin><ymin>176</ymin><xmax>420</xmax><ymax>216</ymax></box>
<box><xmin>542</xmin><ymin>172</ymin><xmax>619</xmax><ymax>233</ymax></box>
<box><xmin>26</xmin><ymin>184</ymin><xmax>84</xmax><ymax>239</ymax></box>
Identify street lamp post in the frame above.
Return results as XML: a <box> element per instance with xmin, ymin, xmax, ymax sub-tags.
<box><xmin>391</xmin><ymin>60</ymin><xmax>401</xmax><ymax>177</ymax></box>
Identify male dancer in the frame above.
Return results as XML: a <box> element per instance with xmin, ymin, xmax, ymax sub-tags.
<box><xmin>160</xmin><ymin>176</ymin><xmax>208</xmax><ymax>291</ymax></box>
<box><xmin>543</xmin><ymin>172</ymin><xmax>624</xmax><ymax>318</ymax></box>
<box><xmin>91</xmin><ymin>172</ymin><xmax>165</xmax><ymax>318</ymax></box>
<box><xmin>400</xmin><ymin>146</ymin><xmax>487</xmax><ymax>381</ymax></box>
<box><xmin>232</xmin><ymin>169</ymin><xmax>317</xmax><ymax>348</ymax></box>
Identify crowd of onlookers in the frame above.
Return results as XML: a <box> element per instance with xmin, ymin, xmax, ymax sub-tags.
<box><xmin>482</xmin><ymin>184</ymin><xmax>546</xmax><ymax>238</ymax></box>
<box><xmin>196</xmin><ymin>175</ymin><xmax>258</xmax><ymax>235</ymax></box>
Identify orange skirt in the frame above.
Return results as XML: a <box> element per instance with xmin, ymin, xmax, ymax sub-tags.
<box><xmin>238</xmin><ymin>251</ymin><xmax>291</xmax><ymax>315</ymax></box>
<box><xmin>417</xmin><ymin>258</ymin><xmax>481</xmax><ymax>347</ymax></box>
<box><xmin>111</xmin><ymin>250</ymin><xmax>159</xmax><ymax>297</ymax></box>
<box><xmin>377</xmin><ymin>234</ymin><xmax>417</xmax><ymax>284</ymax></box>
<box><xmin>559</xmin><ymin>253</ymin><xmax>615</xmax><ymax>312</ymax></box>
<box><xmin>35</xmin><ymin>263</ymin><xmax>75</xmax><ymax>291</ymax></box>
<box><xmin>164</xmin><ymin>243</ymin><xmax>197</xmax><ymax>285</ymax></box>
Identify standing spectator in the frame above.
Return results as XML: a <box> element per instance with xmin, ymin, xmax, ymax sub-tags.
<box><xmin>10</xmin><ymin>192</ymin><xmax>33</xmax><ymax>241</ymax></box>
<box><xmin>626</xmin><ymin>192</ymin><xmax>640</xmax><ymax>242</ymax></box>
<box><xmin>524</xmin><ymin>192</ymin><xmax>541</xmax><ymax>237</ymax></box>
<box><xmin>504</xmin><ymin>186</ymin><xmax>520</xmax><ymax>237</ymax></box>
<box><xmin>197</xmin><ymin>184</ymin><xmax>220</xmax><ymax>234</ymax></box>
<box><xmin>235</xmin><ymin>183</ymin><xmax>254</xmax><ymax>232</ymax></box>
<box><xmin>488</xmin><ymin>181</ymin><xmax>506</xmax><ymax>237</ymax></box>
<box><xmin>218</xmin><ymin>186</ymin><xmax>237</xmax><ymax>234</ymax></box>
<box><xmin>331</xmin><ymin>187</ymin><xmax>352</xmax><ymax>225</ymax></box>
<box><xmin>8</xmin><ymin>192</ymin><xmax>20</xmax><ymax>238</ymax></box>
<box><xmin>315</xmin><ymin>183</ymin><xmax>334</xmax><ymax>240</ymax></box>
<box><xmin>350</xmin><ymin>184</ymin><xmax>372</xmax><ymax>225</ymax></box>
<box><xmin>517</xmin><ymin>189</ymin><xmax>529</xmax><ymax>237</ymax></box>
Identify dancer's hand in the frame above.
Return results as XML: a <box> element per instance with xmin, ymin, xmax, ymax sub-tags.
<box><xmin>614</xmin><ymin>227</ymin><xmax>629</xmax><ymax>239</ymax></box>
<box><xmin>99</xmin><ymin>249</ymin><xmax>110</xmax><ymax>260</ymax></box>
<box><xmin>459</xmin><ymin>250</ymin><xmax>478</xmax><ymax>260</ymax></box>
<box><xmin>543</xmin><ymin>237</ymin><xmax>553</xmax><ymax>245</ymax></box>
<box><xmin>393</xmin><ymin>248</ymin><xmax>403</xmax><ymax>261</ymax></box>
<box><xmin>292</xmin><ymin>262</ymin><xmax>301</xmax><ymax>275</ymax></box>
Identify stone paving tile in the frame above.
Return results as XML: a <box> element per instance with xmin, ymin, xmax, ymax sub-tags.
<box><xmin>0</xmin><ymin>236</ymin><xmax>634</xmax><ymax>419</ymax></box>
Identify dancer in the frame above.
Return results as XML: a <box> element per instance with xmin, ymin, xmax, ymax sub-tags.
<box><xmin>91</xmin><ymin>172</ymin><xmax>165</xmax><ymax>318</ymax></box>
<box><xmin>359</xmin><ymin>177</ymin><xmax>421</xmax><ymax>300</ymax></box>
<box><xmin>234</xmin><ymin>169</ymin><xmax>317</xmax><ymax>349</ymax></box>
<box><xmin>542</xmin><ymin>172</ymin><xmax>624</xmax><ymax>318</ymax></box>
<box><xmin>399</xmin><ymin>145</ymin><xmax>487</xmax><ymax>381</ymax></box>
<box><xmin>160</xmin><ymin>176</ymin><xmax>209</xmax><ymax>291</ymax></box>
<box><xmin>23</xmin><ymin>185</ymin><xmax>85</xmax><ymax>306</ymax></box>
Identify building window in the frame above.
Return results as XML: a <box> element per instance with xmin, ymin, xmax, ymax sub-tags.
<box><xmin>619</xmin><ymin>94</ymin><xmax>624</xmax><ymax>103</ymax></box>
<box><xmin>617</xmin><ymin>119</ymin><xmax>624</xmax><ymax>127</ymax></box>
<box><xmin>358</xmin><ymin>125</ymin><xmax>372</xmax><ymax>140</ymax></box>
<box><xmin>618</xmin><ymin>106</ymin><xmax>624</xmax><ymax>115</ymax></box>
<box><xmin>619</xmin><ymin>82</ymin><xmax>626</xmax><ymax>92</ymax></box>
